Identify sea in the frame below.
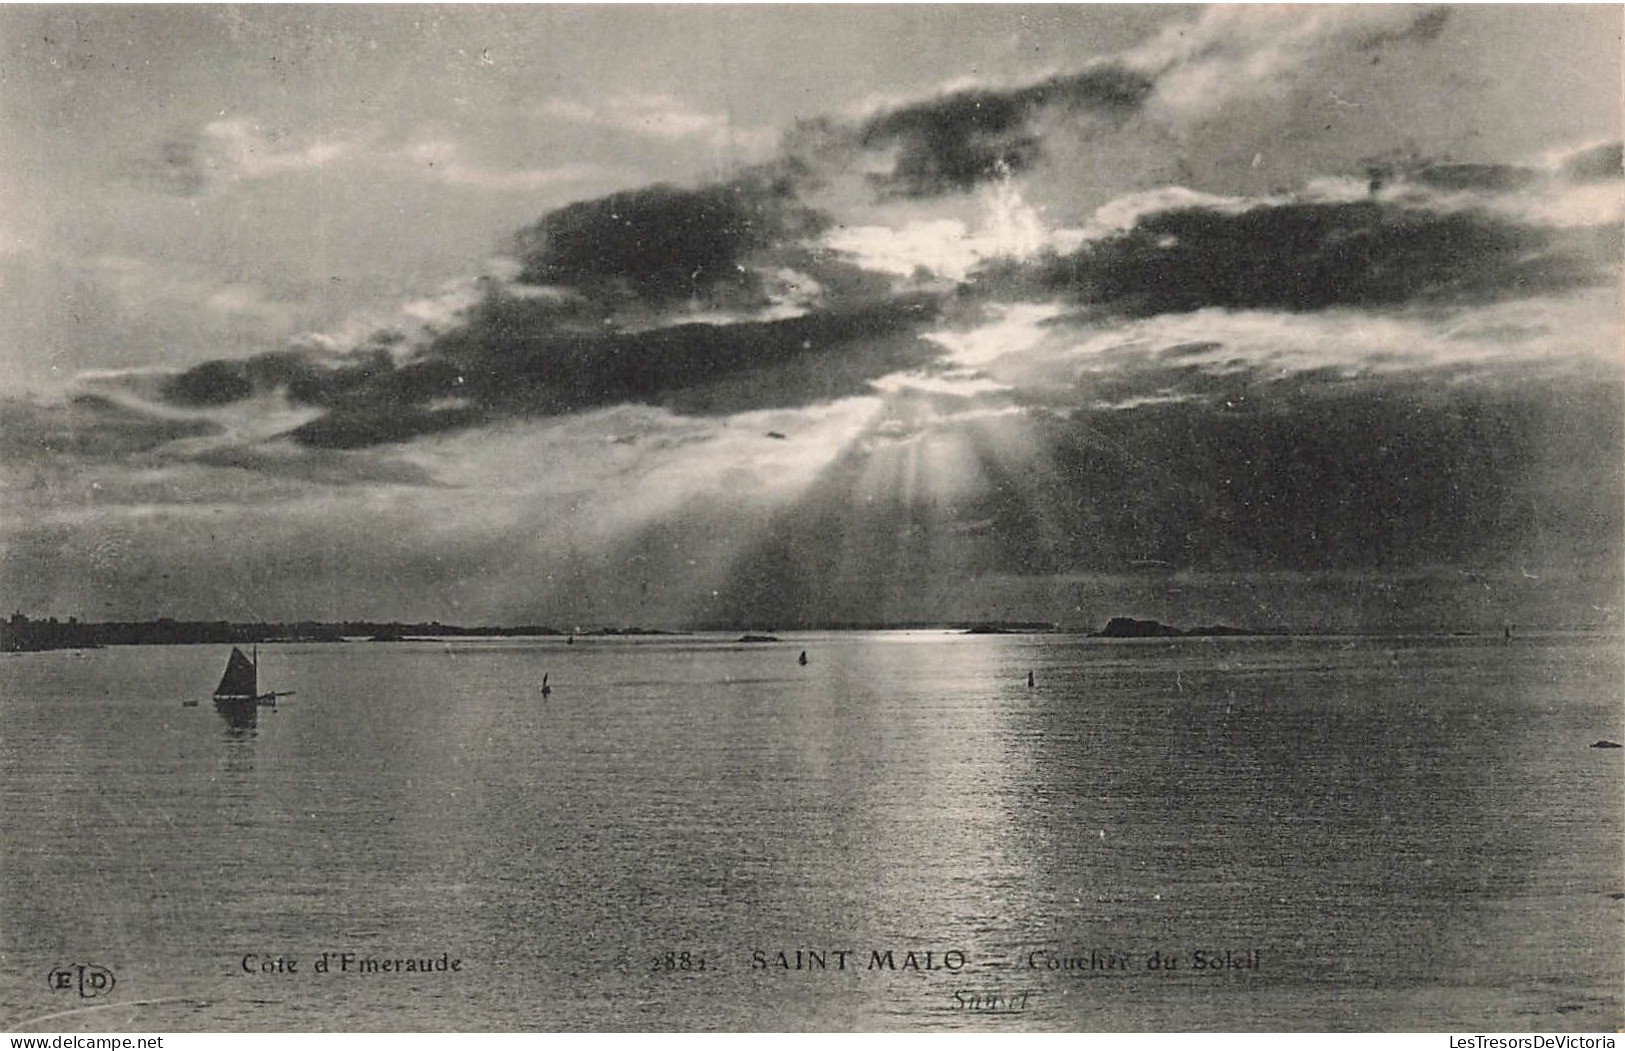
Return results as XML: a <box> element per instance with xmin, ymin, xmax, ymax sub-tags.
<box><xmin>0</xmin><ymin>631</ymin><xmax>1619</xmax><ymax>1032</ymax></box>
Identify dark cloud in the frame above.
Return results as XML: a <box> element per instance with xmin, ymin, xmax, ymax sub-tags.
<box><xmin>511</xmin><ymin>169</ymin><xmax>827</xmax><ymax>306</ymax></box>
<box><xmin>287</xmin><ymin>293</ymin><xmax>942</xmax><ymax>448</ymax></box>
<box><xmin>1354</xmin><ymin>6</ymin><xmax>1451</xmax><ymax>51</ymax></box>
<box><xmin>162</xmin><ymin>340</ymin><xmax>405</xmax><ymax>409</ymax></box>
<box><xmin>285</xmin><ymin>402</ymin><xmax>485</xmax><ymax>450</ymax></box>
<box><xmin>1412</xmin><ymin>163</ymin><xmax>1540</xmax><ymax>194</ymax></box>
<box><xmin>856</xmin><ymin>67</ymin><xmax>1154</xmax><ymax>197</ymax></box>
<box><xmin>162</xmin><ymin>358</ymin><xmax>254</xmax><ymax>405</ymax></box>
<box><xmin>163</xmin><ymin>349</ymin><xmax>313</xmax><ymax>406</ymax></box>
<box><xmin>1004</xmin><ymin>200</ymin><xmax>1612</xmax><ymax>316</ymax></box>
<box><xmin>1559</xmin><ymin>141</ymin><xmax>1624</xmax><ymax>184</ymax></box>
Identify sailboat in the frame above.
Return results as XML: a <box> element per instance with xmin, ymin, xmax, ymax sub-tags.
<box><xmin>212</xmin><ymin>646</ymin><xmax>292</xmax><ymax>715</ymax></box>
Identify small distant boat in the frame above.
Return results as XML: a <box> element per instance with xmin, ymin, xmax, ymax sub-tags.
<box><xmin>541</xmin><ymin>672</ymin><xmax>551</xmax><ymax>699</ymax></box>
<box><xmin>798</xmin><ymin>650</ymin><xmax>808</xmax><ymax>666</ymax></box>
<box><xmin>212</xmin><ymin>646</ymin><xmax>292</xmax><ymax>715</ymax></box>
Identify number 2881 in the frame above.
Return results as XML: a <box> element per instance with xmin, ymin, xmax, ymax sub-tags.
<box><xmin>651</xmin><ymin>951</ymin><xmax>706</xmax><ymax>973</ymax></box>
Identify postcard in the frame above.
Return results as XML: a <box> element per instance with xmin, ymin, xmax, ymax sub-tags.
<box><xmin>2</xmin><ymin>4</ymin><xmax>1620</xmax><ymax>1034</ymax></box>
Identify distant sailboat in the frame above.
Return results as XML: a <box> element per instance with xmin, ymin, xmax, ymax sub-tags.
<box><xmin>212</xmin><ymin>646</ymin><xmax>291</xmax><ymax>715</ymax></box>
<box><xmin>798</xmin><ymin>650</ymin><xmax>808</xmax><ymax>666</ymax></box>
<box><xmin>1027</xmin><ymin>671</ymin><xmax>1035</xmax><ymax>688</ymax></box>
<box><xmin>541</xmin><ymin>672</ymin><xmax>552</xmax><ymax>699</ymax></box>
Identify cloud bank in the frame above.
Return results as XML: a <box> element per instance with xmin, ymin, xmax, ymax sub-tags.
<box><xmin>4</xmin><ymin>5</ymin><xmax>1620</xmax><ymax>628</ymax></box>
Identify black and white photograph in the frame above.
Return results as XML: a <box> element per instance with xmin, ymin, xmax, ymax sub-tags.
<box><xmin>1</xmin><ymin>3</ymin><xmax>1620</xmax><ymax>1034</ymax></box>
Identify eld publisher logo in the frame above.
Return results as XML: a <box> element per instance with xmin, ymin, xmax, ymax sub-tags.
<box><xmin>47</xmin><ymin>963</ymin><xmax>115</xmax><ymax>999</ymax></box>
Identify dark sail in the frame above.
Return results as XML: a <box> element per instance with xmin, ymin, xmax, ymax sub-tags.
<box><xmin>213</xmin><ymin>647</ymin><xmax>258</xmax><ymax>699</ymax></box>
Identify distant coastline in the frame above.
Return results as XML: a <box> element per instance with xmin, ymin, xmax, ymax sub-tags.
<box><xmin>5</xmin><ymin>612</ymin><xmax>1588</xmax><ymax>654</ymax></box>
<box><xmin>0</xmin><ymin>613</ymin><xmax>681</xmax><ymax>653</ymax></box>
<box><xmin>3</xmin><ymin>613</ymin><xmax>1068</xmax><ymax>652</ymax></box>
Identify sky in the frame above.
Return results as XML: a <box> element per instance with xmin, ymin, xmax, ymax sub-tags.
<box><xmin>1</xmin><ymin>4</ymin><xmax>1620</xmax><ymax>631</ymax></box>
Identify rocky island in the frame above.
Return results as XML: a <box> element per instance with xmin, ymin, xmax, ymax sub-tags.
<box><xmin>1092</xmin><ymin>617</ymin><xmax>1262</xmax><ymax>638</ymax></box>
